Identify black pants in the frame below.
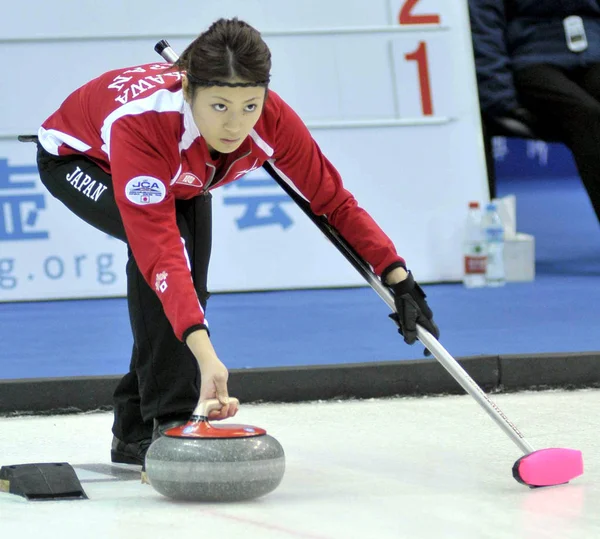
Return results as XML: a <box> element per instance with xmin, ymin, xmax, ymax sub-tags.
<box><xmin>514</xmin><ymin>63</ymin><xmax>600</xmax><ymax>223</ymax></box>
<box><xmin>36</xmin><ymin>146</ymin><xmax>212</xmax><ymax>442</ymax></box>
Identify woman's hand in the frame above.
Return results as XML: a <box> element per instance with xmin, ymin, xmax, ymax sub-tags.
<box><xmin>387</xmin><ymin>271</ymin><xmax>439</xmax><ymax>355</ymax></box>
<box><xmin>198</xmin><ymin>356</ymin><xmax>239</xmax><ymax>420</ymax></box>
<box><xmin>186</xmin><ymin>329</ymin><xmax>239</xmax><ymax>420</ymax></box>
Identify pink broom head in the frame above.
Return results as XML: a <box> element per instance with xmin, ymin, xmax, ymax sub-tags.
<box><xmin>513</xmin><ymin>448</ymin><xmax>583</xmax><ymax>488</ymax></box>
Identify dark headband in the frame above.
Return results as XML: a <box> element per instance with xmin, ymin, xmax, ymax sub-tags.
<box><xmin>186</xmin><ymin>71</ymin><xmax>270</xmax><ymax>87</ymax></box>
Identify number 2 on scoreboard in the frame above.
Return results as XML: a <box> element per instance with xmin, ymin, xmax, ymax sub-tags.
<box><xmin>398</xmin><ymin>0</ymin><xmax>440</xmax><ymax>25</ymax></box>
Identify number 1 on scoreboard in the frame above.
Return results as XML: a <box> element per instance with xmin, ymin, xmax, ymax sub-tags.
<box><xmin>390</xmin><ymin>34</ymin><xmax>454</xmax><ymax>120</ymax></box>
<box><xmin>404</xmin><ymin>41</ymin><xmax>433</xmax><ymax>116</ymax></box>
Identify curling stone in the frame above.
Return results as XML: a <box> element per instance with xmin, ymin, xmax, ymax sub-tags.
<box><xmin>145</xmin><ymin>398</ymin><xmax>285</xmax><ymax>502</ymax></box>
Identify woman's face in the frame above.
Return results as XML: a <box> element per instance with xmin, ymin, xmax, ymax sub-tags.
<box><xmin>184</xmin><ymin>76</ymin><xmax>266</xmax><ymax>155</ymax></box>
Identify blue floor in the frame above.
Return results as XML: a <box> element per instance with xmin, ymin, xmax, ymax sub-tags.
<box><xmin>1</xmin><ymin>175</ymin><xmax>599</xmax><ymax>380</ymax></box>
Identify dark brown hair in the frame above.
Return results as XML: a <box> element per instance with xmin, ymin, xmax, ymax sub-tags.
<box><xmin>175</xmin><ymin>18</ymin><xmax>271</xmax><ymax>95</ymax></box>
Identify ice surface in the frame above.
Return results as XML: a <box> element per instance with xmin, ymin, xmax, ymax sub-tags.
<box><xmin>1</xmin><ymin>389</ymin><xmax>598</xmax><ymax>539</ymax></box>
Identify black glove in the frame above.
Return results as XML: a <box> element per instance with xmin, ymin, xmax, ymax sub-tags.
<box><xmin>388</xmin><ymin>272</ymin><xmax>439</xmax><ymax>356</ymax></box>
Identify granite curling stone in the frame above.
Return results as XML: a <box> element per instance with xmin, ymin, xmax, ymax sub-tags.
<box><xmin>145</xmin><ymin>399</ymin><xmax>285</xmax><ymax>502</ymax></box>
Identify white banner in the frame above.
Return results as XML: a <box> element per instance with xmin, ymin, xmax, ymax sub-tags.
<box><xmin>0</xmin><ymin>0</ymin><xmax>489</xmax><ymax>301</ymax></box>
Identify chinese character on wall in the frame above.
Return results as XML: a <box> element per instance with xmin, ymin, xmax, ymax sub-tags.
<box><xmin>222</xmin><ymin>173</ymin><xmax>294</xmax><ymax>230</ymax></box>
<box><xmin>0</xmin><ymin>159</ymin><xmax>49</xmax><ymax>241</ymax></box>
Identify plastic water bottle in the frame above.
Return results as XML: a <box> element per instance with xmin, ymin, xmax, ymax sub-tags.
<box><xmin>482</xmin><ymin>202</ymin><xmax>506</xmax><ymax>287</ymax></box>
<box><xmin>463</xmin><ymin>201</ymin><xmax>487</xmax><ymax>288</ymax></box>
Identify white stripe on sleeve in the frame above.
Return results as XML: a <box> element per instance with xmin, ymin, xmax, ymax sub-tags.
<box><xmin>38</xmin><ymin>127</ymin><xmax>92</xmax><ymax>155</ymax></box>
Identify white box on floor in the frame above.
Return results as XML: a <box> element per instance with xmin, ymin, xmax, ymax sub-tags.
<box><xmin>504</xmin><ymin>233</ymin><xmax>535</xmax><ymax>282</ymax></box>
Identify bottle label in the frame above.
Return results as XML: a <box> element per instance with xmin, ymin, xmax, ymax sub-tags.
<box><xmin>464</xmin><ymin>255</ymin><xmax>487</xmax><ymax>274</ymax></box>
<box><xmin>485</xmin><ymin>228</ymin><xmax>504</xmax><ymax>242</ymax></box>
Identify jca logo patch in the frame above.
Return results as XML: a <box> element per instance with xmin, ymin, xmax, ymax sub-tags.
<box><xmin>125</xmin><ymin>176</ymin><xmax>166</xmax><ymax>205</ymax></box>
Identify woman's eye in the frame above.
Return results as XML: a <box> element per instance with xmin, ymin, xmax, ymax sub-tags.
<box><xmin>245</xmin><ymin>104</ymin><xmax>257</xmax><ymax>113</ymax></box>
<box><xmin>212</xmin><ymin>104</ymin><xmax>227</xmax><ymax>112</ymax></box>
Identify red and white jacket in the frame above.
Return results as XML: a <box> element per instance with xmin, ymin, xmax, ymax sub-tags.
<box><xmin>39</xmin><ymin>63</ymin><xmax>405</xmax><ymax>341</ymax></box>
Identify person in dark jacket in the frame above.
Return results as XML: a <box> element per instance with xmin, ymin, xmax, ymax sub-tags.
<box><xmin>469</xmin><ymin>0</ymin><xmax>600</xmax><ymax>223</ymax></box>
